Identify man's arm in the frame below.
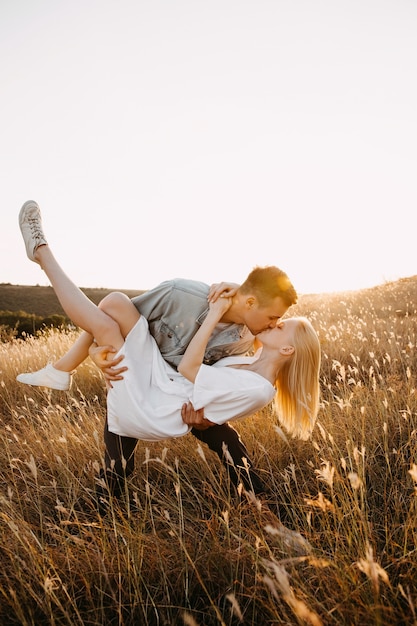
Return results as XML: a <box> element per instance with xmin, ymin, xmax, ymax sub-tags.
<box><xmin>89</xmin><ymin>280</ymin><xmax>237</xmax><ymax>384</ymax></box>
<box><xmin>88</xmin><ymin>343</ymin><xmax>127</xmax><ymax>388</ymax></box>
<box><xmin>181</xmin><ymin>402</ymin><xmax>214</xmax><ymax>430</ymax></box>
<box><xmin>87</xmin><ymin>282</ymin><xmax>174</xmax><ymax>385</ymax></box>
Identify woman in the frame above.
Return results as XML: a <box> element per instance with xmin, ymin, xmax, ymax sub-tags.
<box><xmin>18</xmin><ymin>201</ymin><xmax>321</xmax><ymax>441</ymax></box>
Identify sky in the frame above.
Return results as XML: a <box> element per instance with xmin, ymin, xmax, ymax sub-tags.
<box><xmin>1</xmin><ymin>0</ymin><xmax>416</xmax><ymax>296</ymax></box>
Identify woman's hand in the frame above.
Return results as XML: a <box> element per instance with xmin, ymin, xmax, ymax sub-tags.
<box><xmin>208</xmin><ymin>294</ymin><xmax>233</xmax><ymax>317</ymax></box>
<box><xmin>88</xmin><ymin>343</ymin><xmax>127</xmax><ymax>389</ymax></box>
<box><xmin>208</xmin><ymin>282</ymin><xmax>239</xmax><ymax>302</ymax></box>
<box><xmin>178</xmin><ymin>295</ymin><xmax>233</xmax><ymax>383</ymax></box>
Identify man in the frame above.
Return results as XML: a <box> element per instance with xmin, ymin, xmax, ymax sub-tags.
<box><xmin>17</xmin><ymin>255</ymin><xmax>297</xmax><ymax>504</ymax></box>
<box><xmin>89</xmin><ymin>266</ymin><xmax>297</xmax><ymax>502</ymax></box>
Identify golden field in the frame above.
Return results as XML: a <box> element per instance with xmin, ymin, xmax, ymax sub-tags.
<box><xmin>0</xmin><ymin>277</ymin><xmax>416</xmax><ymax>625</ymax></box>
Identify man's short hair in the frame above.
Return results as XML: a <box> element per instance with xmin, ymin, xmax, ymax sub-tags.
<box><xmin>240</xmin><ymin>266</ymin><xmax>298</xmax><ymax>307</ymax></box>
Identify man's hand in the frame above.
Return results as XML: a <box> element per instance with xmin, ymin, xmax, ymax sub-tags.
<box><xmin>208</xmin><ymin>282</ymin><xmax>239</xmax><ymax>303</ymax></box>
<box><xmin>88</xmin><ymin>343</ymin><xmax>127</xmax><ymax>389</ymax></box>
<box><xmin>181</xmin><ymin>402</ymin><xmax>214</xmax><ymax>430</ymax></box>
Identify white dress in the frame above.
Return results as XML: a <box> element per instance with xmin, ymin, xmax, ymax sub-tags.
<box><xmin>107</xmin><ymin>316</ymin><xmax>276</xmax><ymax>441</ymax></box>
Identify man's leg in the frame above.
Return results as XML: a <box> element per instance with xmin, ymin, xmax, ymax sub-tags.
<box><xmin>191</xmin><ymin>423</ymin><xmax>267</xmax><ymax>495</ymax></box>
<box><xmin>101</xmin><ymin>418</ymin><xmax>138</xmax><ymax>497</ymax></box>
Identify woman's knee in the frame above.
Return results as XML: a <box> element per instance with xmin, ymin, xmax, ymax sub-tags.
<box><xmin>99</xmin><ymin>292</ymin><xmax>131</xmax><ymax>316</ymax></box>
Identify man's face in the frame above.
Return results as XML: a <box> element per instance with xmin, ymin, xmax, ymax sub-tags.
<box><xmin>242</xmin><ymin>296</ymin><xmax>289</xmax><ymax>335</ymax></box>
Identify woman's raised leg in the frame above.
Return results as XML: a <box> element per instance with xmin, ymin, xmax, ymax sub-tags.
<box><xmin>16</xmin><ymin>207</ymin><xmax>136</xmax><ymax>389</ymax></box>
<box><xmin>19</xmin><ymin>201</ymin><xmax>128</xmax><ymax>350</ymax></box>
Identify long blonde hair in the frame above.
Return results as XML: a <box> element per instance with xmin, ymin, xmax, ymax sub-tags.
<box><xmin>274</xmin><ymin>317</ymin><xmax>321</xmax><ymax>440</ymax></box>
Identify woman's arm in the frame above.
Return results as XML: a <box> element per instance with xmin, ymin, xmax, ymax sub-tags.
<box><xmin>177</xmin><ymin>297</ymin><xmax>232</xmax><ymax>383</ymax></box>
<box><xmin>207</xmin><ymin>282</ymin><xmax>239</xmax><ymax>302</ymax></box>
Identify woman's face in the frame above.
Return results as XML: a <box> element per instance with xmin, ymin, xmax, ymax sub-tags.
<box><xmin>257</xmin><ymin>318</ymin><xmax>298</xmax><ymax>349</ymax></box>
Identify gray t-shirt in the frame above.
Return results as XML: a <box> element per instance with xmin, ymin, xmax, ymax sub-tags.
<box><xmin>131</xmin><ymin>278</ymin><xmax>254</xmax><ymax>368</ymax></box>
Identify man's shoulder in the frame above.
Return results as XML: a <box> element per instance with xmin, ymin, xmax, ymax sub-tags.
<box><xmin>169</xmin><ymin>278</ymin><xmax>209</xmax><ymax>297</ymax></box>
<box><xmin>132</xmin><ymin>278</ymin><xmax>209</xmax><ymax>309</ymax></box>
<box><xmin>144</xmin><ymin>278</ymin><xmax>209</xmax><ymax>298</ymax></box>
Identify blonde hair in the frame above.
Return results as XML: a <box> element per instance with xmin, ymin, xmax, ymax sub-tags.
<box><xmin>274</xmin><ymin>317</ymin><xmax>321</xmax><ymax>440</ymax></box>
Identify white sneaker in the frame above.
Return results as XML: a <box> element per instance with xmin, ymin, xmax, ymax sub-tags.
<box><xmin>19</xmin><ymin>200</ymin><xmax>48</xmax><ymax>261</ymax></box>
<box><xmin>16</xmin><ymin>364</ymin><xmax>71</xmax><ymax>391</ymax></box>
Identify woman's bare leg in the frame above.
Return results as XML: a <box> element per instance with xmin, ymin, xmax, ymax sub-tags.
<box><xmin>33</xmin><ymin>244</ymin><xmax>124</xmax><ymax>348</ymax></box>
<box><xmin>47</xmin><ymin>290</ymin><xmax>134</xmax><ymax>373</ymax></box>
<box><xmin>16</xmin><ymin>329</ymin><xmax>93</xmax><ymax>389</ymax></box>
<box><xmin>18</xmin><ymin>201</ymin><xmax>141</xmax><ymax>397</ymax></box>
<box><xmin>19</xmin><ymin>201</ymin><xmax>138</xmax><ymax>350</ymax></box>
<box><xmin>54</xmin><ymin>331</ymin><xmax>93</xmax><ymax>372</ymax></box>
<box><xmin>55</xmin><ymin>291</ymin><xmax>136</xmax><ymax>371</ymax></box>
<box><xmin>33</xmin><ymin>245</ymin><xmax>141</xmax><ymax>351</ymax></box>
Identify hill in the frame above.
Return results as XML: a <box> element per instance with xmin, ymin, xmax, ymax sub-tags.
<box><xmin>294</xmin><ymin>274</ymin><xmax>417</xmax><ymax>320</ymax></box>
<box><xmin>0</xmin><ymin>283</ymin><xmax>143</xmax><ymax>317</ymax></box>
<box><xmin>1</xmin><ymin>275</ymin><xmax>417</xmax><ymax>319</ymax></box>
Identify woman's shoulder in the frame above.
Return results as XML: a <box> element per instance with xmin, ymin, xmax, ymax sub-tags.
<box><xmin>212</xmin><ymin>353</ymin><xmax>260</xmax><ymax>368</ymax></box>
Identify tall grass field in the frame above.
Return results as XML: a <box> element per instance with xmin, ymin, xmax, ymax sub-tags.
<box><xmin>0</xmin><ymin>278</ymin><xmax>416</xmax><ymax>625</ymax></box>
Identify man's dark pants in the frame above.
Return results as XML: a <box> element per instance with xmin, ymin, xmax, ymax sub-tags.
<box><xmin>102</xmin><ymin>419</ymin><xmax>266</xmax><ymax>496</ymax></box>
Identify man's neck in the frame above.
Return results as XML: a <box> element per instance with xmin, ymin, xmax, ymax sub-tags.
<box><xmin>219</xmin><ymin>297</ymin><xmax>244</xmax><ymax>325</ymax></box>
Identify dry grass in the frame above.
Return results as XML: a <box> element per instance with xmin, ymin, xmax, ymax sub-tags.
<box><xmin>0</xmin><ymin>278</ymin><xmax>416</xmax><ymax>625</ymax></box>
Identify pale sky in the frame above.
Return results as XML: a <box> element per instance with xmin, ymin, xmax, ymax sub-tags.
<box><xmin>1</xmin><ymin>0</ymin><xmax>416</xmax><ymax>295</ymax></box>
